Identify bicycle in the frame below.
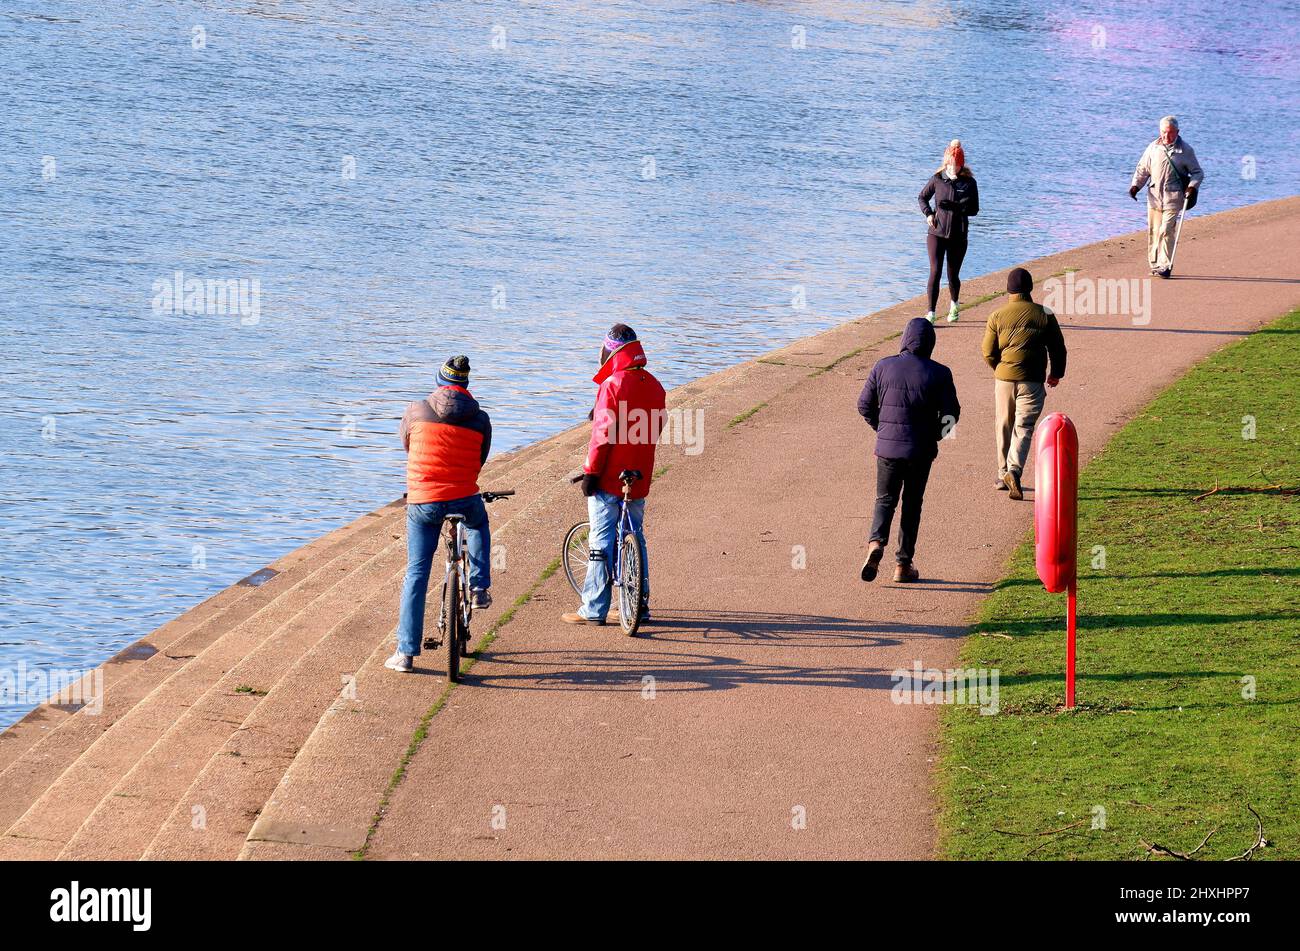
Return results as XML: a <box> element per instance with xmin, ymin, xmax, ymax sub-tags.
<box><xmin>426</xmin><ymin>489</ymin><xmax>514</xmax><ymax>682</ymax></box>
<box><xmin>561</xmin><ymin>469</ymin><xmax>647</xmax><ymax>636</ymax></box>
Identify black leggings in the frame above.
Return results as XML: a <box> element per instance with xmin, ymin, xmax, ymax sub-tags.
<box><xmin>926</xmin><ymin>232</ymin><xmax>968</xmax><ymax>312</ymax></box>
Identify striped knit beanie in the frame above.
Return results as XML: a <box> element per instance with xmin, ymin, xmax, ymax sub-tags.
<box><xmin>437</xmin><ymin>355</ymin><xmax>471</xmax><ymax>388</ymax></box>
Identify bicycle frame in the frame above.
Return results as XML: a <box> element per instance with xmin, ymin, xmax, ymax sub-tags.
<box><xmin>610</xmin><ymin>483</ymin><xmax>636</xmax><ymax>587</ymax></box>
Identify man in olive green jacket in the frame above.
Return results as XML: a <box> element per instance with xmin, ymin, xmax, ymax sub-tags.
<box><xmin>981</xmin><ymin>267</ymin><xmax>1067</xmax><ymax>499</ymax></box>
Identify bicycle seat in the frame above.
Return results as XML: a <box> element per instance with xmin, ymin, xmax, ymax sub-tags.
<box><xmin>619</xmin><ymin>469</ymin><xmax>643</xmax><ymax>484</ymax></box>
<box><xmin>445</xmin><ymin>514</ymin><xmax>466</xmax><ymax>524</ymax></box>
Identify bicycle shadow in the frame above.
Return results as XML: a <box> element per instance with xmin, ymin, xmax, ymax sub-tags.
<box><xmin>462</xmin><ymin>609</ymin><xmax>972</xmax><ymax>695</ymax></box>
<box><xmin>465</xmin><ymin>647</ymin><xmax>906</xmax><ymax>694</ymax></box>
<box><xmin>642</xmin><ymin>609</ymin><xmax>970</xmax><ymax>645</ymax></box>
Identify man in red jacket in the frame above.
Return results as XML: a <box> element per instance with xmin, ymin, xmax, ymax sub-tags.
<box><xmin>562</xmin><ymin>324</ymin><xmax>666</xmax><ymax>625</ymax></box>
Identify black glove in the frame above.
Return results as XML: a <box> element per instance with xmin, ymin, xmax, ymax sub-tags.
<box><xmin>1128</xmin><ymin>184</ymin><xmax>1140</xmax><ymax>201</ymax></box>
<box><xmin>580</xmin><ymin>474</ymin><xmax>600</xmax><ymax>497</ymax></box>
<box><xmin>1184</xmin><ymin>187</ymin><xmax>1198</xmax><ymax>210</ymax></box>
<box><xmin>938</xmin><ymin>198</ymin><xmax>955</xmax><ymax>210</ymax></box>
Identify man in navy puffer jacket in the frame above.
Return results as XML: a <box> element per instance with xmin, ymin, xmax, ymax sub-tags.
<box><xmin>856</xmin><ymin>318</ymin><xmax>961</xmax><ymax>582</ymax></box>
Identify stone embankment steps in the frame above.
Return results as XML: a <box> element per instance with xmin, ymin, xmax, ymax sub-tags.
<box><xmin>145</xmin><ymin>444</ymin><xmax>595</xmax><ymax>860</ymax></box>
<box><xmin>0</xmin><ymin>505</ymin><xmax>398</xmax><ymax>833</ymax></box>
<box><xmin>237</xmin><ymin>431</ymin><xmax>599</xmax><ymax>859</ymax></box>
<box><xmin>2</xmin><ymin>418</ymin><xmax>594</xmax><ymax>860</ymax></box>
<box><xmin>58</xmin><ymin>528</ymin><xmax>408</xmax><ymax>859</ymax></box>
<box><xmin>0</xmin><ymin>506</ymin><xmax>404</xmax><ymax>859</ymax></box>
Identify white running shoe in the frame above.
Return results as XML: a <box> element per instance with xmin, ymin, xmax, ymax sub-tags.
<box><xmin>924</xmin><ymin>311</ymin><xmax>936</xmax><ymax>324</ymax></box>
<box><xmin>947</xmin><ymin>302</ymin><xmax>960</xmax><ymax>322</ymax></box>
<box><xmin>384</xmin><ymin>650</ymin><xmax>413</xmax><ymax>673</ymax></box>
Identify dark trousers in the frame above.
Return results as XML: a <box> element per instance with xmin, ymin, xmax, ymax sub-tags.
<box><xmin>869</xmin><ymin>456</ymin><xmax>933</xmax><ymax>565</ymax></box>
<box><xmin>926</xmin><ymin>232</ymin><xmax>968</xmax><ymax>312</ymax></box>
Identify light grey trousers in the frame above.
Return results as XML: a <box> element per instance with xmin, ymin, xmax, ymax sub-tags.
<box><xmin>994</xmin><ymin>379</ymin><xmax>1046</xmax><ymax>478</ymax></box>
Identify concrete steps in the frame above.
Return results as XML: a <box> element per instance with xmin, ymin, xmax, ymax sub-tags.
<box><xmin>58</xmin><ymin>528</ymin><xmax>405</xmax><ymax>859</ymax></box>
<box><xmin>239</xmin><ymin>435</ymin><xmax>589</xmax><ymax>859</ymax></box>
<box><xmin>0</xmin><ymin>506</ymin><xmax>402</xmax><ymax>858</ymax></box>
<box><xmin>0</xmin><ymin>506</ymin><xmax>397</xmax><ymax>835</ymax></box>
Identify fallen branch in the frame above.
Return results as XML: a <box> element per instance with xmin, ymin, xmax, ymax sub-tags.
<box><xmin>1225</xmin><ymin>805</ymin><xmax>1267</xmax><ymax>861</ymax></box>
<box><xmin>1191</xmin><ymin>482</ymin><xmax>1293</xmax><ymax>502</ymax></box>
<box><xmin>994</xmin><ymin>818</ymin><xmax>1087</xmax><ymax>838</ymax></box>
<box><xmin>1140</xmin><ymin>826</ymin><xmax>1217</xmax><ymax>860</ymax></box>
<box><xmin>1139</xmin><ymin>805</ymin><xmax>1268</xmax><ymax>861</ymax></box>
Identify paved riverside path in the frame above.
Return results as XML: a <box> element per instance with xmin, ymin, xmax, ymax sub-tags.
<box><xmin>1</xmin><ymin>198</ymin><xmax>1295</xmax><ymax>861</ymax></box>
<box><xmin>359</xmin><ymin>198</ymin><xmax>1300</xmax><ymax>859</ymax></box>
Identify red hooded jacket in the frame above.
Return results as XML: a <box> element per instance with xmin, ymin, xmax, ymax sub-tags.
<box><xmin>584</xmin><ymin>341</ymin><xmax>666</xmax><ymax>499</ymax></box>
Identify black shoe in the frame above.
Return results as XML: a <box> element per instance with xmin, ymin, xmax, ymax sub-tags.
<box><xmin>861</xmin><ymin>541</ymin><xmax>885</xmax><ymax>582</ymax></box>
<box><xmin>1157</xmin><ymin>268</ymin><xmax>1171</xmax><ymax>279</ymax></box>
<box><xmin>1003</xmin><ymin>471</ymin><xmax>1023</xmax><ymax>500</ymax></box>
<box><xmin>471</xmin><ymin>588</ymin><xmax>492</xmax><ymax>610</ymax></box>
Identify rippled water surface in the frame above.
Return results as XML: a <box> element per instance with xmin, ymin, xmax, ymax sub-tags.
<box><xmin>2</xmin><ymin>0</ymin><xmax>1298</xmax><ymax>727</ymax></box>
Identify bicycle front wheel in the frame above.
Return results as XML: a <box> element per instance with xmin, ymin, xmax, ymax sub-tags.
<box><xmin>617</xmin><ymin>532</ymin><xmax>644</xmax><ymax>637</ymax></box>
<box><xmin>562</xmin><ymin>521</ymin><xmax>590</xmax><ymax>596</ymax></box>
<box><xmin>444</xmin><ymin>570</ymin><xmax>463</xmax><ymax>683</ymax></box>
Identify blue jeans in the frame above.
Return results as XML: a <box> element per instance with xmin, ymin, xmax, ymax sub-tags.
<box><xmin>396</xmin><ymin>495</ymin><xmax>490</xmax><ymax>656</ymax></box>
<box><xmin>580</xmin><ymin>491</ymin><xmax>649</xmax><ymax>622</ymax></box>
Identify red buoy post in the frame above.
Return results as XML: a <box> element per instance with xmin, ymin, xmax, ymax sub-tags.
<box><xmin>1033</xmin><ymin>413</ymin><xmax>1079</xmax><ymax>708</ymax></box>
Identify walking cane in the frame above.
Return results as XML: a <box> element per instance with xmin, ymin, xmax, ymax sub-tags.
<box><xmin>1167</xmin><ymin>192</ymin><xmax>1190</xmax><ymax>276</ymax></box>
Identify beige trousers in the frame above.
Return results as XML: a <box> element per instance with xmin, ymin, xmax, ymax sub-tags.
<box><xmin>995</xmin><ymin>380</ymin><xmax>1046</xmax><ymax>478</ymax></box>
<box><xmin>1147</xmin><ymin>204</ymin><xmax>1180</xmax><ymax>271</ymax></box>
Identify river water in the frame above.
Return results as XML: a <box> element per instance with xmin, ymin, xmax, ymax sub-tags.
<box><xmin>2</xmin><ymin>0</ymin><xmax>1297</xmax><ymax>727</ymax></box>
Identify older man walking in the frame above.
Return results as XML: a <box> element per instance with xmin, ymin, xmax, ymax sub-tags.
<box><xmin>1130</xmin><ymin>115</ymin><xmax>1204</xmax><ymax>278</ymax></box>
<box><xmin>982</xmin><ymin>268</ymin><xmax>1067</xmax><ymax>500</ymax></box>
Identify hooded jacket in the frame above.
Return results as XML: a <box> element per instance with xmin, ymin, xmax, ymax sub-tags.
<box><xmin>400</xmin><ymin>385</ymin><xmax>492</xmax><ymax>503</ymax></box>
<box><xmin>584</xmin><ymin>340</ymin><xmax>667</xmax><ymax>500</ymax></box>
<box><xmin>857</xmin><ymin>318</ymin><xmax>961</xmax><ymax>460</ymax></box>
<box><xmin>919</xmin><ymin>170</ymin><xmax>979</xmax><ymax>240</ymax></box>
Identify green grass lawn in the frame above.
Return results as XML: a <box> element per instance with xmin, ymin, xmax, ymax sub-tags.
<box><xmin>939</xmin><ymin>308</ymin><xmax>1299</xmax><ymax>860</ymax></box>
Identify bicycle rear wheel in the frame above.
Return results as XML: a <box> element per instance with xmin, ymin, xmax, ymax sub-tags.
<box><xmin>445</xmin><ymin>570</ymin><xmax>463</xmax><ymax>682</ymax></box>
<box><xmin>562</xmin><ymin>521</ymin><xmax>590</xmax><ymax>596</ymax></box>
<box><xmin>617</xmin><ymin>532</ymin><xmax>644</xmax><ymax>637</ymax></box>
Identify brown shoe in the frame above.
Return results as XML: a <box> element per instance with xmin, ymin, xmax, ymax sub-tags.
<box><xmin>1003</xmin><ymin>471</ymin><xmax>1023</xmax><ymax>500</ymax></box>
<box><xmin>861</xmin><ymin>541</ymin><xmax>885</xmax><ymax>582</ymax></box>
<box><xmin>893</xmin><ymin>563</ymin><xmax>920</xmax><ymax>583</ymax></box>
<box><xmin>560</xmin><ymin>612</ymin><xmax>605</xmax><ymax>625</ymax></box>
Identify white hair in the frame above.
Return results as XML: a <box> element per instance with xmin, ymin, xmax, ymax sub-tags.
<box><xmin>1159</xmin><ymin>115</ymin><xmax>1179</xmax><ymax>130</ymax></box>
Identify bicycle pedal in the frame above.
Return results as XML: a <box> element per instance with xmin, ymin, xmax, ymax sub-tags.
<box><xmin>423</xmin><ymin>637</ymin><xmax>440</xmax><ymax>650</ymax></box>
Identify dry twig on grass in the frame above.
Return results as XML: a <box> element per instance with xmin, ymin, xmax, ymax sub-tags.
<box><xmin>1139</xmin><ymin>805</ymin><xmax>1268</xmax><ymax>861</ymax></box>
<box><xmin>1140</xmin><ymin>826</ymin><xmax>1217</xmax><ymax>860</ymax></box>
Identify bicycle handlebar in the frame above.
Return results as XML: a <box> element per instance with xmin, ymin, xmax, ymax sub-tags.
<box><xmin>482</xmin><ymin>490</ymin><xmax>515</xmax><ymax>503</ymax></box>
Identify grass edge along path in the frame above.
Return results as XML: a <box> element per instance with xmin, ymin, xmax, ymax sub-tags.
<box><xmin>354</xmin><ymin>557</ymin><xmax>563</xmax><ymax>859</ymax></box>
<box><xmin>938</xmin><ymin>307</ymin><xmax>1299</xmax><ymax>861</ymax></box>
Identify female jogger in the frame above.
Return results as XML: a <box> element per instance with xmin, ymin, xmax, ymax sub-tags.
<box><xmin>918</xmin><ymin>139</ymin><xmax>979</xmax><ymax>322</ymax></box>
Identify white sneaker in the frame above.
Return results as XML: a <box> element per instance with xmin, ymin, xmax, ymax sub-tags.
<box><xmin>384</xmin><ymin>650</ymin><xmax>413</xmax><ymax>673</ymax></box>
<box><xmin>924</xmin><ymin>311</ymin><xmax>936</xmax><ymax>324</ymax></box>
<box><xmin>946</xmin><ymin>302</ymin><xmax>960</xmax><ymax>322</ymax></box>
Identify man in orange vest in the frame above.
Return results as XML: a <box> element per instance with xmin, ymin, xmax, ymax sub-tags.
<box><xmin>387</xmin><ymin>356</ymin><xmax>493</xmax><ymax>673</ymax></box>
